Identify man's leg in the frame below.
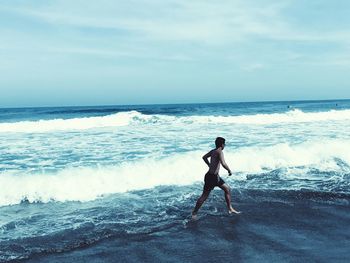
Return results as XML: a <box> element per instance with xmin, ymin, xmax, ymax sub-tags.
<box><xmin>219</xmin><ymin>183</ymin><xmax>241</xmax><ymax>214</ymax></box>
<box><xmin>192</xmin><ymin>189</ymin><xmax>211</xmax><ymax>218</ymax></box>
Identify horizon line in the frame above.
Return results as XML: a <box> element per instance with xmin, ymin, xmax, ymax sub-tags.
<box><xmin>1</xmin><ymin>98</ymin><xmax>349</xmax><ymax>110</ymax></box>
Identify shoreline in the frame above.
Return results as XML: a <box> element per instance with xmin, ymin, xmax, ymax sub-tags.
<box><xmin>22</xmin><ymin>189</ymin><xmax>350</xmax><ymax>263</ymax></box>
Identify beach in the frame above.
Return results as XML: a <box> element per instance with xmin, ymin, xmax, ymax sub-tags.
<box><xmin>24</xmin><ymin>189</ymin><xmax>350</xmax><ymax>263</ymax></box>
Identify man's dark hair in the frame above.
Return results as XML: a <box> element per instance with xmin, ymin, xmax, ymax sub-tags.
<box><xmin>215</xmin><ymin>137</ymin><xmax>226</xmax><ymax>148</ymax></box>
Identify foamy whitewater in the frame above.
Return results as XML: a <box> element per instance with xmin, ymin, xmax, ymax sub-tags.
<box><xmin>1</xmin><ymin>100</ymin><xmax>350</xmax><ymax>262</ymax></box>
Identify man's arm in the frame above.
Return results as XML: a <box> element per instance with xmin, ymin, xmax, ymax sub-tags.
<box><xmin>220</xmin><ymin>151</ymin><xmax>232</xmax><ymax>175</ymax></box>
<box><xmin>202</xmin><ymin>150</ymin><xmax>212</xmax><ymax>167</ymax></box>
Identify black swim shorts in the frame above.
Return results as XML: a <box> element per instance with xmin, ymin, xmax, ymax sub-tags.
<box><xmin>203</xmin><ymin>172</ymin><xmax>225</xmax><ymax>191</ymax></box>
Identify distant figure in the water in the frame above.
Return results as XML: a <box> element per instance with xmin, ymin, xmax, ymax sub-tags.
<box><xmin>192</xmin><ymin>137</ymin><xmax>240</xmax><ymax>219</ymax></box>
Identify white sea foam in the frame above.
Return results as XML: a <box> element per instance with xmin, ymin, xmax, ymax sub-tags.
<box><xmin>0</xmin><ymin>151</ymin><xmax>203</xmax><ymax>206</ymax></box>
<box><xmin>1</xmin><ymin>139</ymin><xmax>349</xmax><ymax>207</ymax></box>
<box><xmin>227</xmin><ymin>139</ymin><xmax>350</xmax><ymax>173</ymax></box>
<box><xmin>0</xmin><ymin>111</ymin><xmax>144</xmax><ymax>133</ymax></box>
<box><xmin>188</xmin><ymin>109</ymin><xmax>350</xmax><ymax>125</ymax></box>
<box><xmin>1</xmin><ymin>109</ymin><xmax>350</xmax><ymax>133</ymax></box>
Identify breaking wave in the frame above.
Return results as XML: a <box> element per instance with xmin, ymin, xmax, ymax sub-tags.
<box><xmin>1</xmin><ymin>109</ymin><xmax>350</xmax><ymax>133</ymax></box>
<box><xmin>1</xmin><ymin>139</ymin><xmax>349</xmax><ymax>207</ymax></box>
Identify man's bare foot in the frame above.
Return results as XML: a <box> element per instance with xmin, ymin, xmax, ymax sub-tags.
<box><xmin>228</xmin><ymin>207</ymin><xmax>241</xmax><ymax>214</ymax></box>
<box><xmin>191</xmin><ymin>212</ymin><xmax>198</xmax><ymax>220</ymax></box>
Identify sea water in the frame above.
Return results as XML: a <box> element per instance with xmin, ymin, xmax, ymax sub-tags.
<box><xmin>0</xmin><ymin>100</ymin><xmax>350</xmax><ymax>262</ymax></box>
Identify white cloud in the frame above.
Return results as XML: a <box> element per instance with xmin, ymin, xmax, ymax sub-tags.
<box><xmin>1</xmin><ymin>0</ymin><xmax>350</xmax><ymax>66</ymax></box>
<box><xmin>0</xmin><ymin>1</ymin><xmax>310</xmax><ymax>44</ymax></box>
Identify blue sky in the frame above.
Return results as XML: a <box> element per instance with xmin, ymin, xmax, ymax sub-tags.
<box><xmin>0</xmin><ymin>0</ymin><xmax>349</xmax><ymax>107</ymax></box>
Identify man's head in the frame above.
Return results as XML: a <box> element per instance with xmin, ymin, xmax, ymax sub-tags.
<box><xmin>215</xmin><ymin>137</ymin><xmax>226</xmax><ymax>149</ymax></box>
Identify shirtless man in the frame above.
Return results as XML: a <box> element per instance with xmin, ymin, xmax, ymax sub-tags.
<box><xmin>192</xmin><ymin>137</ymin><xmax>240</xmax><ymax>218</ymax></box>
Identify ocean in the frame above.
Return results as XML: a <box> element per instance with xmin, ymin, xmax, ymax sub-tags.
<box><xmin>0</xmin><ymin>100</ymin><xmax>349</xmax><ymax>262</ymax></box>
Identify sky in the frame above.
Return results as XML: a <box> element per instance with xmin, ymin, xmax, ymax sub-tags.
<box><xmin>0</xmin><ymin>0</ymin><xmax>350</xmax><ymax>107</ymax></box>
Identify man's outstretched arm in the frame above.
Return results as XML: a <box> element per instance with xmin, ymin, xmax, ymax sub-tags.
<box><xmin>220</xmin><ymin>151</ymin><xmax>232</xmax><ymax>175</ymax></box>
